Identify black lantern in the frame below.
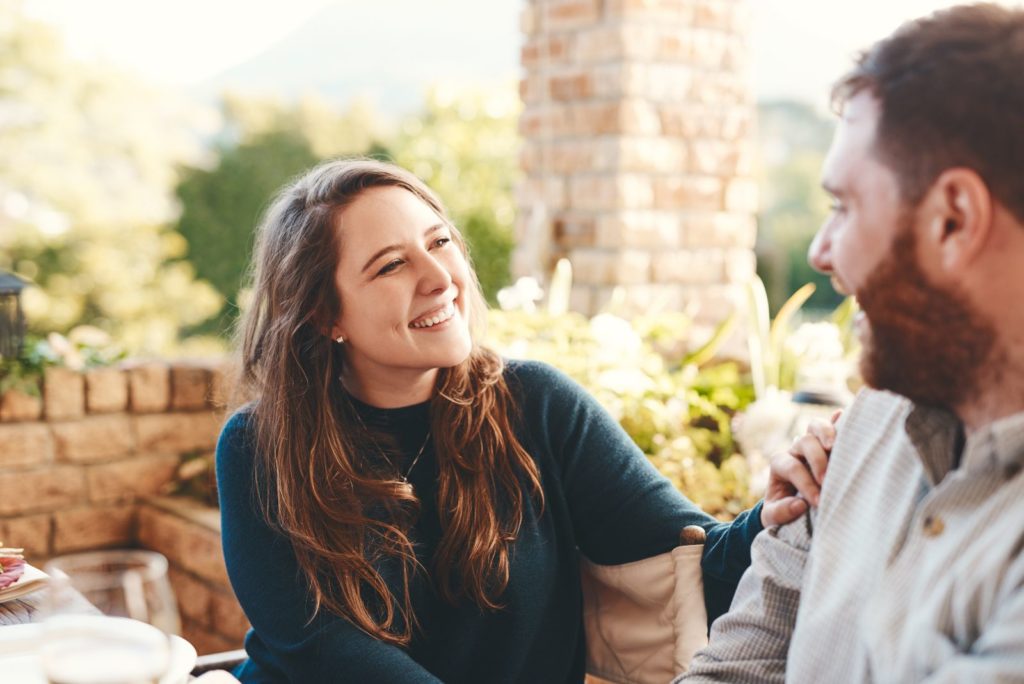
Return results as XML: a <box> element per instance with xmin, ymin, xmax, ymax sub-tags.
<box><xmin>0</xmin><ymin>271</ymin><xmax>27</xmax><ymax>359</ymax></box>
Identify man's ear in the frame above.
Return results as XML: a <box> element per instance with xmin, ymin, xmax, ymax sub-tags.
<box><xmin>918</xmin><ymin>168</ymin><xmax>993</xmax><ymax>278</ymax></box>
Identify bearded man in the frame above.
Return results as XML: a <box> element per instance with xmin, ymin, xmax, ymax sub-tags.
<box><xmin>678</xmin><ymin>4</ymin><xmax>1024</xmax><ymax>682</ymax></box>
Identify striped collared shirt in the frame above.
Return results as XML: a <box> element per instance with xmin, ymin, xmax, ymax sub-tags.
<box><xmin>680</xmin><ymin>388</ymin><xmax>1024</xmax><ymax>683</ymax></box>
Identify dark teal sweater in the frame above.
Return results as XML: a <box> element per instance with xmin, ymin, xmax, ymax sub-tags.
<box><xmin>216</xmin><ymin>360</ymin><xmax>762</xmax><ymax>683</ymax></box>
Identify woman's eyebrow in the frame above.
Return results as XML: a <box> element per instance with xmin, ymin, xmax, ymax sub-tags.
<box><xmin>360</xmin><ymin>223</ymin><xmax>447</xmax><ymax>273</ymax></box>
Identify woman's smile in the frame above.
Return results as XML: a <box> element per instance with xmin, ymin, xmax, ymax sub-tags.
<box><xmin>410</xmin><ymin>299</ymin><xmax>457</xmax><ymax>329</ymax></box>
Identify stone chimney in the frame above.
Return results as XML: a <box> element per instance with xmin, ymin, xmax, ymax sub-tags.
<box><xmin>515</xmin><ymin>0</ymin><xmax>757</xmax><ymax>325</ymax></box>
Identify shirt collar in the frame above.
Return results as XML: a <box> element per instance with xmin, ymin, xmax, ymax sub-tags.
<box><xmin>965</xmin><ymin>411</ymin><xmax>1024</xmax><ymax>478</ymax></box>
<box><xmin>904</xmin><ymin>402</ymin><xmax>1024</xmax><ymax>484</ymax></box>
<box><xmin>904</xmin><ymin>403</ymin><xmax>961</xmax><ymax>486</ymax></box>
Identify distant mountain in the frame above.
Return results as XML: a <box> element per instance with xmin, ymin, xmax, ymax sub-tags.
<box><xmin>191</xmin><ymin>0</ymin><xmax>521</xmax><ymax>113</ymax></box>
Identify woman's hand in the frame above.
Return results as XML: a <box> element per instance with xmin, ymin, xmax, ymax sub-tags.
<box><xmin>760</xmin><ymin>411</ymin><xmax>841</xmax><ymax>527</ymax></box>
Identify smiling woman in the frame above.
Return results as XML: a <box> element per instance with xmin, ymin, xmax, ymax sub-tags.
<box><xmin>330</xmin><ymin>186</ymin><xmax>474</xmax><ymax>407</ymax></box>
<box><xmin>214</xmin><ymin>158</ymin><xmax>809</xmax><ymax>683</ymax></box>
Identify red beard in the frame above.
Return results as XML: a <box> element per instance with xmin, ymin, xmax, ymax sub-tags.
<box><xmin>855</xmin><ymin>223</ymin><xmax>996</xmax><ymax>409</ymax></box>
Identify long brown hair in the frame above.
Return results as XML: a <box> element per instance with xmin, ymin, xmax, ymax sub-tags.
<box><xmin>237</xmin><ymin>159</ymin><xmax>544</xmax><ymax>645</ymax></box>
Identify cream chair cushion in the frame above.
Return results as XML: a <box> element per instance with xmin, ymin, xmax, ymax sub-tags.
<box><xmin>581</xmin><ymin>544</ymin><xmax>708</xmax><ymax>684</ymax></box>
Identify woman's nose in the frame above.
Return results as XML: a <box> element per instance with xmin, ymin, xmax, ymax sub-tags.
<box><xmin>418</xmin><ymin>254</ymin><xmax>453</xmax><ymax>294</ymax></box>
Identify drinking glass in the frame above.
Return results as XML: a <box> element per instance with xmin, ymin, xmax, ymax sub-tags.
<box><xmin>40</xmin><ymin>550</ymin><xmax>181</xmax><ymax>684</ymax></box>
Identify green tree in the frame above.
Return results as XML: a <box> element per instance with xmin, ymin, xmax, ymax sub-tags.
<box><xmin>175</xmin><ymin>130</ymin><xmax>320</xmax><ymax>335</ymax></box>
<box><xmin>0</xmin><ymin>2</ymin><xmax>222</xmax><ymax>353</ymax></box>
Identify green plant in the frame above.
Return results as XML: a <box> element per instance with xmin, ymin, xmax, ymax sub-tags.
<box><xmin>0</xmin><ymin>338</ymin><xmax>52</xmax><ymax>396</ymax></box>
<box><xmin>747</xmin><ymin>277</ymin><xmax>812</xmax><ymax>398</ymax></box>
<box><xmin>0</xmin><ymin>327</ymin><xmax>126</xmax><ymax>396</ymax></box>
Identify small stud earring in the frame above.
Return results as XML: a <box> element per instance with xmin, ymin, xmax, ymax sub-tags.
<box><xmin>335</xmin><ymin>335</ymin><xmax>345</xmax><ymax>344</ymax></box>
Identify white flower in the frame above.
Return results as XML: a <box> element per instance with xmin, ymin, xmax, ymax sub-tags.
<box><xmin>786</xmin><ymin>321</ymin><xmax>854</xmax><ymax>396</ymax></box>
<box><xmin>784</xmin><ymin>322</ymin><xmax>844</xmax><ymax>363</ymax></box>
<box><xmin>497</xmin><ymin>339</ymin><xmax>531</xmax><ymax>360</ymax></box>
<box><xmin>596</xmin><ymin>368</ymin><xmax>655</xmax><ymax>397</ymax></box>
<box><xmin>590</xmin><ymin>314</ymin><xmax>643</xmax><ymax>363</ymax></box>
<box><xmin>46</xmin><ymin>332</ymin><xmax>85</xmax><ymax>370</ymax></box>
<box><xmin>67</xmin><ymin>325</ymin><xmax>111</xmax><ymax>348</ymax></box>
<box><xmin>496</xmin><ymin>277</ymin><xmax>544</xmax><ymax>312</ymax></box>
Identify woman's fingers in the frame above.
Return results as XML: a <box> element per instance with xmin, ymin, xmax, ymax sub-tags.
<box><xmin>762</xmin><ymin>410</ymin><xmax>845</xmax><ymax>526</ymax></box>
<box><xmin>794</xmin><ymin>430</ymin><xmax>830</xmax><ymax>484</ymax></box>
<box><xmin>769</xmin><ymin>450</ymin><xmax>820</xmax><ymax>505</ymax></box>
<box><xmin>807</xmin><ymin>418</ymin><xmax>837</xmax><ymax>450</ymax></box>
<box><xmin>761</xmin><ymin>494</ymin><xmax>810</xmax><ymax>527</ymax></box>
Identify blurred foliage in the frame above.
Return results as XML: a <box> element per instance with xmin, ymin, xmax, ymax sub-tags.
<box><xmin>0</xmin><ymin>4</ymin><xmax>223</xmax><ymax>353</ymax></box>
<box><xmin>487</xmin><ymin>309</ymin><xmax>758</xmax><ymax>519</ymax></box>
<box><xmin>746</xmin><ymin>278</ymin><xmax>819</xmax><ymax>398</ymax></box>
<box><xmin>0</xmin><ymin>336</ymin><xmax>53</xmax><ymax>396</ymax></box>
<box><xmin>0</xmin><ymin>326</ymin><xmax>125</xmax><ymax>396</ymax></box>
<box><xmin>756</xmin><ymin>101</ymin><xmax>843</xmax><ymax>314</ymax></box>
<box><xmin>175</xmin><ymin>130</ymin><xmax>320</xmax><ymax>335</ymax></box>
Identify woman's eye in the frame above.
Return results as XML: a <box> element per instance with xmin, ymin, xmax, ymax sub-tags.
<box><xmin>431</xmin><ymin>237</ymin><xmax>452</xmax><ymax>249</ymax></box>
<box><xmin>376</xmin><ymin>259</ymin><xmax>404</xmax><ymax>276</ymax></box>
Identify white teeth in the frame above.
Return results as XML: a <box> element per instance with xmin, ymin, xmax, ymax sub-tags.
<box><xmin>411</xmin><ymin>303</ymin><xmax>455</xmax><ymax>329</ymax></box>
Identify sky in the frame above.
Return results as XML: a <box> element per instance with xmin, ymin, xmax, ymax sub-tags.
<box><xmin>23</xmin><ymin>0</ymin><xmax>1018</xmax><ymax>107</ymax></box>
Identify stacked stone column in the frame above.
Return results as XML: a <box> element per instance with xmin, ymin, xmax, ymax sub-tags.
<box><xmin>516</xmin><ymin>0</ymin><xmax>757</xmax><ymax>323</ymax></box>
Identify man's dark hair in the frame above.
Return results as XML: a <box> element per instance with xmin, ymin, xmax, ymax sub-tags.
<box><xmin>833</xmin><ymin>3</ymin><xmax>1024</xmax><ymax>222</ymax></box>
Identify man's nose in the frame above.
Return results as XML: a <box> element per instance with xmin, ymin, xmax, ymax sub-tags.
<box><xmin>807</xmin><ymin>224</ymin><xmax>833</xmax><ymax>275</ymax></box>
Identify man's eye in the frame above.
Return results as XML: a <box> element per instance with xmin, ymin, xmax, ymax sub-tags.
<box><xmin>377</xmin><ymin>259</ymin><xmax>403</xmax><ymax>276</ymax></box>
<box><xmin>829</xmin><ymin>201</ymin><xmax>846</xmax><ymax>214</ymax></box>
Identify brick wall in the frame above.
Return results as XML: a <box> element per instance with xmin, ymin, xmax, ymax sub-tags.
<box><xmin>138</xmin><ymin>497</ymin><xmax>249</xmax><ymax>655</ymax></box>
<box><xmin>516</xmin><ymin>0</ymin><xmax>758</xmax><ymax>324</ymax></box>
<box><xmin>0</xmin><ymin>359</ymin><xmax>247</xmax><ymax>653</ymax></box>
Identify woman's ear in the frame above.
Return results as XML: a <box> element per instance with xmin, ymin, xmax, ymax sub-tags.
<box><xmin>918</xmin><ymin>168</ymin><xmax>993</xmax><ymax>279</ymax></box>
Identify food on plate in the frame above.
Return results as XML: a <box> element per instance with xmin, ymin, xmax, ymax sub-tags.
<box><xmin>0</xmin><ymin>542</ymin><xmax>25</xmax><ymax>590</ymax></box>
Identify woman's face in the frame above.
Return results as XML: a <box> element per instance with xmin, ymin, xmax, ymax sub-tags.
<box><xmin>331</xmin><ymin>185</ymin><xmax>473</xmax><ymax>400</ymax></box>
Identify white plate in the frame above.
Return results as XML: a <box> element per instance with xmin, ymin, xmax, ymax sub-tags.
<box><xmin>0</xmin><ymin>627</ymin><xmax>196</xmax><ymax>684</ymax></box>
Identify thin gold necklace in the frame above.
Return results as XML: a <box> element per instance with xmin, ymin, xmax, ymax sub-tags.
<box><xmin>349</xmin><ymin>404</ymin><xmax>432</xmax><ymax>484</ymax></box>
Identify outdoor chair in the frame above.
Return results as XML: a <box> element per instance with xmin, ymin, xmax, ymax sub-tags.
<box><xmin>191</xmin><ymin>648</ymin><xmax>248</xmax><ymax>677</ymax></box>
